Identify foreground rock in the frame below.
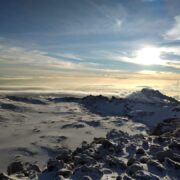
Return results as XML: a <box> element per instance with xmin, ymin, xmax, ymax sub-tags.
<box><xmin>4</xmin><ymin>121</ymin><xmax>180</xmax><ymax>180</ymax></box>
<box><xmin>153</xmin><ymin>118</ymin><xmax>180</xmax><ymax>137</ymax></box>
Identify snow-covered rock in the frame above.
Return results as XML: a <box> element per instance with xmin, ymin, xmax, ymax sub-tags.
<box><xmin>80</xmin><ymin>88</ymin><xmax>180</xmax><ymax>127</ymax></box>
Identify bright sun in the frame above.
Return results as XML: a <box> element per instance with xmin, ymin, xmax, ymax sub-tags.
<box><xmin>136</xmin><ymin>47</ymin><xmax>162</xmax><ymax>65</ymax></box>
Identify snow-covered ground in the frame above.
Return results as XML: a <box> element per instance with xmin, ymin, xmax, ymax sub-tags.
<box><xmin>0</xmin><ymin>88</ymin><xmax>179</xmax><ymax>179</ymax></box>
<box><xmin>0</xmin><ymin>94</ymin><xmax>147</xmax><ymax>172</ymax></box>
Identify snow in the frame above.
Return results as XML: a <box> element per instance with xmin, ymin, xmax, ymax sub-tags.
<box><xmin>0</xmin><ymin>88</ymin><xmax>179</xmax><ymax>178</ymax></box>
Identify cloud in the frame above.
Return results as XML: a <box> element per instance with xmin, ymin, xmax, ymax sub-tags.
<box><xmin>0</xmin><ymin>44</ymin><xmax>86</xmax><ymax>72</ymax></box>
<box><xmin>165</xmin><ymin>15</ymin><xmax>180</xmax><ymax>40</ymax></box>
<box><xmin>48</xmin><ymin>53</ymin><xmax>83</xmax><ymax>61</ymax></box>
<box><xmin>96</xmin><ymin>46</ymin><xmax>180</xmax><ymax>70</ymax></box>
<box><xmin>0</xmin><ymin>43</ymin><xmax>131</xmax><ymax>76</ymax></box>
<box><xmin>161</xmin><ymin>52</ymin><xmax>180</xmax><ymax>61</ymax></box>
<box><xmin>166</xmin><ymin>61</ymin><xmax>180</xmax><ymax>69</ymax></box>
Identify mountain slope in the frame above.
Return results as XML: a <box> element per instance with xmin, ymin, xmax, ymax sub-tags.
<box><xmin>80</xmin><ymin>88</ymin><xmax>180</xmax><ymax>127</ymax></box>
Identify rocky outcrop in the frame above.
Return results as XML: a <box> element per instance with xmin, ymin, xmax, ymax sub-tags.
<box><xmin>153</xmin><ymin>118</ymin><xmax>180</xmax><ymax>137</ymax></box>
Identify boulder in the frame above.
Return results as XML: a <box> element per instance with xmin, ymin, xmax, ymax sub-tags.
<box><xmin>0</xmin><ymin>173</ymin><xmax>14</xmax><ymax>180</ymax></box>
<box><xmin>74</xmin><ymin>155</ymin><xmax>96</xmax><ymax>166</ymax></box>
<box><xmin>116</xmin><ymin>175</ymin><xmax>122</xmax><ymax>180</ymax></box>
<box><xmin>123</xmin><ymin>174</ymin><xmax>133</xmax><ymax>180</ymax></box>
<box><xmin>72</xmin><ymin>165</ymin><xmax>103</xmax><ymax>179</ymax></box>
<box><xmin>136</xmin><ymin>148</ymin><xmax>145</xmax><ymax>155</ymax></box>
<box><xmin>140</xmin><ymin>156</ymin><xmax>150</xmax><ymax>164</ymax></box>
<box><xmin>57</xmin><ymin>168</ymin><xmax>72</xmax><ymax>178</ymax></box>
<box><xmin>133</xmin><ymin>170</ymin><xmax>160</xmax><ymax>180</ymax></box>
<box><xmin>147</xmin><ymin>160</ymin><xmax>165</xmax><ymax>172</ymax></box>
<box><xmin>165</xmin><ymin>158</ymin><xmax>180</xmax><ymax>169</ymax></box>
<box><xmin>156</xmin><ymin>149</ymin><xmax>174</xmax><ymax>162</ymax></box>
<box><xmin>127</xmin><ymin>157</ymin><xmax>136</xmax><ymax>166</ymax></box>
<box><xmin>153</xmin><ymin>118</ymin><xmax>180</xmax><ymax>137</ymax></box>
<box><xmin>142</xmin><ymin>140</ymin><xmax>149</xmax><ymax>150</ymax></box>
<box><xmin>7</xmin><ymin>161</ymin><xmax>24</xmax><ymax>175</ymax></box>
<box><xmin>47</xmin><ymin>159</ymin><xmax>64</xmax><ymax>171</ymax></box>
<box><xmin>127</xmin><ymin>163</ymin><xmax>143</xmax><ymax>176</ymax></box>
<box><xmin>102</xmin><ymin>168</ymin><xmax>112</xmax><ymax>174</ymax></box>
<box><xmin>55</xmin><ymin>175</ymin><xmax>65</xmax><ymax>180</ymax></box>
<box><xmin>106</xmin><ymin>157</ymin><xmax>126</xmax><ymax>169</ymax></box>
<box><xmin>56</xmin><ymin>150</ymin><xmax>72</xmax><ymax>163</ymax></box>
<box><xmin>169</xmin><ymin>140</ymin><xmax>180</xmax><ymax>151</ymax></box>
<box><xmin>82</xmin><ymin>176</ymin><xmax>93</xmax><ymax>180</ymax></box>
<box><xmin>149</xmin><ymin>144</ymin><xmax>163</xmax><ymax>155</ymax></box>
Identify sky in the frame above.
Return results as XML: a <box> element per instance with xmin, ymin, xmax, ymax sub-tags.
<box><xmin>0</xmin><ymin>0</ymin><xmax>180</xmax><ymax>97</ymax></box>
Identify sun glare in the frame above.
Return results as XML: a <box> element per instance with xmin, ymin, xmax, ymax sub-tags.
<box><xmin>136</xmin><ymin>47</ymin><xmax>162</xmax><ymax>65</ymax></box>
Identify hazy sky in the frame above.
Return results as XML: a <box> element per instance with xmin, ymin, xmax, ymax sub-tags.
<box><xmin>0</xmin><ymin>0</ymin><xmax>180</xmax><ymax>96</ymax></box>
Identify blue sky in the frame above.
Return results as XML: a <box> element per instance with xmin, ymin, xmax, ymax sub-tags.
<box><xmin>0</xmin><ymin>0</ymin><xmax>180</xmax><ymax>94</ymax></box>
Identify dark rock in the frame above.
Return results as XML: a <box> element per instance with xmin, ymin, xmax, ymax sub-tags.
<box><xmin>156</xmin><ymin>149</ymin><xmax>174</xmax><ymax>162</ymax></box>
<box><xmin>102</xmin><ymin>139</ymin><xmax>115</xmax><ymax>149</ymax></box>
<box><xmin>83</xmin><ymin>120</ymin><xmax>101</xmax><ymax>127</ymax></box>
<box><xmin>106</xmin><ymin>157</ymin><xmax>126</xmax><ymax>170</ymax></box>
<box><xmin>165</xmin><ymin>157</ymin><xmax>180</xmax><ymax>169</ymax></box>
<box><xmin>133</xmin><ymin>170</ymin><xmax>160</xmax><ymax>180</ymax></box>
<box><xmin>142</xmin><ymin>140</ymin><xmax>149</xmax><ymax>150</ymax></box>
<box><xmin>127</xmin><ymin>157</ymin><xmax>136</xmax><ymax>166</ymax></box>
<box><xmin>115</xmin><ymin>143</ymin><xmax>124</xmax><ymax>154</ymax></box>
<box><xmin>56</xmin><ymin>149</ymin><xmax>72</xmax><ymax>163</ymax></box>
<box><xmin>153</xmin><ymin>118</ymin><xmax>180</xmax><ymax>137</ymax></box>
<box><xmin>6</xmin><ymin>95</ymin><xmax>46</xmax><ymax>105</ymax></box>
<box><xmin>173</xmin><ymin>128</ymin><xmax>180</xmax><ymax>137</ymax></box>
<box><xmin>47</xmin><ymin>159</ymin><xmax>64</xmax><ymax>171</ymax></box>
<box><xmin>74</xmin><ymin>155</ymin><xmax>96</xmax><ymax>166</ymax></box>
<box><xmin>147</xmin><ymin>160</ymin><xmax>165</xmax><ymax>172</ymax></box>
<box><xmin>116</xmin><ymin>175</ymin><xmax>122</xmax><ymax>180</ymax></box>
<box><xmin>7</xmin><ymin>161</ymin><xmax>24</xmax><ymax>175</ymax></box>
<box><xmin>140</xmin><ymin>156</ymin><xmax>150</xmax><ymax>164</ymax></box>
<box><xmin>81</xmin><ymin>141</ymin><xmax>89</xmax><ymax>149</ymax></box>
<box><xmin>126</xmin><ymin>144</ymin><xmax>136</xmax><ymax>156</ymax></box>
<box><xmin>29</xmin><ymin>164</ymin><xmax>41</xmax><ymax>173</ymax></box>
<box><xmin>0</xmin><ymin>173</ymin><xmax>11</xmax><ymax>180</ymax></box>
<box><xmin>1</xmin><ymin>103</ymin><xmax>21</xmax><ymax>112</ymax></box>
<box><xmin>82</xmin><ymin>176</ymin><xmax>93</xmax><ymax>180</ymax></box>
<box><xmin>123</xmin><ymin>174</ymin><xmax>133</xmax><ymax>180</ymax></box>
<box><xmin>57</xmin><ymin>168</ymin><xmax>72</xmax><ymax>178</ymax></box>
<box><xmin>169</xmin><ymin>140</ymin><xmax>180</xmax><ymax>151</ymax></box>
<box><xmin>62</xmin><ymin>123</ymin><xmax>86</xmax><ymax>129</ymax></box>
<box><xmin>148</xmin><ymin>137</ymin><xmax>153</xmax><ymax>142</ymax></box>
<box><xmin>136</xmin><ymin>148</ymin><xmax>145</xmax><ymax>155</ymax></box>
<box><xmin>72</xmin><ymin>165</ymin><xmax>103</xmax><ymax>179</ymax></box>
<box><xmin>153</xmin><ymin>136</ymin><xmax>169</xmax><ymax>145</ymax></box>
<box><xmin>102</xmin><ymin>168</ymin><xmax>112</xmax><ymax>174</ymax></box>
<box><xmin>33</xmin><ymin>128</ymin><xmax>40</xmax><ymax>133</ymax></box>
<box><xmin>55</xmin><ymin>175</ymin><xmax>65</xmax><ymax>180</ymax></box>
<box><xmin>149</xmin><ymin>144</ymin><xmax>163</xmax><ymax>155</ymax></box>
<box><xmin>93</xmin><ymin>137</ymin><xmax>105</xmax><ymax>144</ymax></box>
<box><xmin>127</xmin><ymin>163</ymin><xmax>143</xmax><ymax>176</ymax></box>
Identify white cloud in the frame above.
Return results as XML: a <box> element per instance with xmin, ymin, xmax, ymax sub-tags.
<box><xmin>0</xmin><ymin>44</ymin><xmax>85</xmax><ymax>71</ymax></box>
<box><xmin>0</xmin><ymin>44</ymin><xmax>130</xmax><ymax>76</ymax></box>
<box><xmin>53</xmin><ymin>53</ymin><xmax>83</xmax><ymax>61</ymax></box>
<box><xmin>165</xmin><ymin>15</ymin><xmax>180</xmax><ymax>40</ymax></box>
<box><xmin>98</xmin><ymin>46</ymin><xmax>180</xmax><ymax>69</ymax></box>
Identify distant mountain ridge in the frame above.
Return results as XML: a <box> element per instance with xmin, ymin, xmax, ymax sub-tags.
<box><xmin>4</xmin><ymin>88</ymin><xmax>180</xmax><ymax>127</ymax></box>
<box><xmin>127</xmin><ymin>88</ymin><xmax>179</xmax><ymax>104</ymax></box>
<box><xmin>80</xmin><ymin>88</ymin><xmax>180</xmax><ymax>127</ymax></box>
